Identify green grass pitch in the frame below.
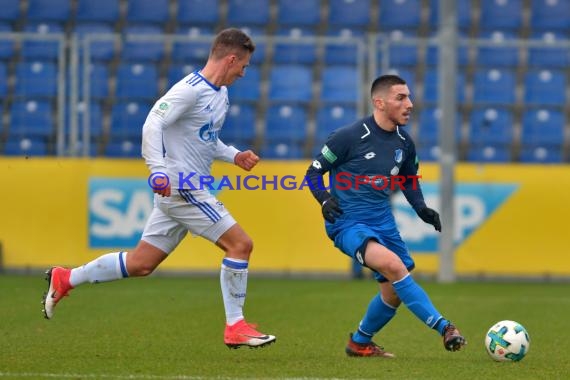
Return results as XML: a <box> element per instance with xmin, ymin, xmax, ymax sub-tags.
<box><xmin>0</xmin><ymin>274</ymin><xmax>568</xmax><ymax>379</ymax></box>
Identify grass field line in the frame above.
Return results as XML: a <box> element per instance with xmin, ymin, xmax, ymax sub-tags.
<box><xmin>0</xmin><ymin>373</ymin><xmax>368</xmax><ymax>380</ymax></box>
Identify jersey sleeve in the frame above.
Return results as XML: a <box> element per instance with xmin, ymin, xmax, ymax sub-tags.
<box><xmin>214</xmin><ymin>138</ymin><xmax>240</xmax><ymax>163</ymax></box>
<box><xmin>141</xmin><ymin>85</ymin><xmax>198</xmax><ymax>173</ymax></box>
<box><xmin>400</xmin><ymin>140</ymin><xmax>427</xmax><ymax>212</ymax></box>
<box><xmin>305</xmin><ymin>128</ymin><xmax>351</xmax><ymax>204</ymax></box>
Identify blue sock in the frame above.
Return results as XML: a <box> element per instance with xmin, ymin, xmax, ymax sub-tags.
<box><xmin>393</xmin><ymin>274</ymin><xmax>449</xmax><ymax>335</ymax></box>
<box><xmin>352</xmin><ymin>294</ymin><xmax>397</xmax><ymax>344</ymax></box>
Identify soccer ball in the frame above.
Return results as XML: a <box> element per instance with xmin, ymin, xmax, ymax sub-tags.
<box><xmin>485</xmin><ymin>320</ymin><xmax>530</xmax><ymax>362</ymax></box>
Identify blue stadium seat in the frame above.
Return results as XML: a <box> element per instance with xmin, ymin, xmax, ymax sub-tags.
<box><xmin>0</xmin><ymin>23</ymin><xmax>15</xmax><ymax>60</ymax></box>
<box><xmin>22</xmin><ymin>23</ymin><xmax>64</xmax><ymax>60</ymax></box>
<box><xmin>15</xmin><ymin>61</ymin><xmax>57</xmax><ymax>98</ymax></box>
<box><xmin>324</xmin><ymin>28</ymin><xmax>365</xmax><ymax>66</ymax></box>
<box><xmin>479</xmin><ymin>0</ymin><xmax>522</xmax><ymax>31</ymax></box>
<box><xmin>315</xmin><ymin>105</ymin><xmax>357</xmax><ymax>140</ymax></box>
<box><xmin>416</xmin><ymin>145</ymin><xmax>441</xmax><ymax>162</ymax></box>
<box><xmin>378</xmin><ymin>0</ymin><xmax>421</xmax><ymax>30</ymax></box>
<box><xmin>76</xmin><ymin>0</ymin><xmax>120</xmax><ymax>23</ymax></box>
<box><xmin>265</xmin><ymin>105</ymin><xmax>308</xmax><ymax>142</ymax></box>
<box><xmin>524</xmin><ymin>69</ymin><xmax>566</xmax><ymax>106</ymax></box>
<box><xmin>122</xmin><ymin>25</ymin><xmax>165</xmax><ymax>62</ymax></box>
<box><xmin>76</xmin><ymin>63</ymin><xmax>110</xmax><ymax>99</ymax></box>
<box><xmin>468</xmin><ymin>108</ymin><xmax>514</xmax><ymax>145</ymax></box>
<box><xmin>528</xmin><ymin>31</ymin><xmax>570</xmax><ymax>69</ymax></box>
<box><xmin>422</xmin><ymin>68</ymin><xmax>466</xmax><ymax>104</ymax></box>
<box><xmin>530</xmin><ymin>0</ymin><xmax>570</xmax><ymax>31</ymax></box>
<box><xmin>126</xmin><ymin>0</ymin><xmax>170</xmax><ymax>24</ymax></box>
<box><xmin>320</xmin><ymin>65</ymin><xmax>360</xmax><ymax>104</ymax></box>
<box><xmin>429</xmin><ymin>0</ymin><xmax>472</xmax><ymax>30</ymax></box>
<box><xmin>521</xmin><ymin>109</ymin><xmax>565</xmax><ymax>146</ymax></box>
<box><xmin>171</xmin><ymin>26</ymin><xmax>214</xmax><ymax>64</ymax></box>
<box><xmin>109</xmin><ymin>101</ymin><xmax>150</xmax><ymax>139</ymax></box>
<box><xmin>227</xmin><ymin>0</ymin><xmax>270</xmax><ymax>26</ymax></box>
<box><xmin>417</xmin><ymin>107</ymin><xmax>462</xmax><ymax>145</ymax></box>
<box><xmin>75</xmin><ymin>23</ymin><xmax>115</xmax><ymax>61</ymax></box>
<box><xmin>177</xmin><ymin>0</ymin><xmax>220</xmax><ymax>26</ymax></box>
<box><xmin>261</xmin><ymin>142</ymin><xmax>303</xmax><ymax>159</ymax></box>
<box><xmin>104</xmin><ymin>139</ymin><xmax>141</xmax><ymax>158</ymax></box>
<box><xmin>519</xmin><ymin>146</ymin><xmax>562</xmax><ymax>163</ymax></box>
<box><xmin>273</xmin><ymin>27</ymin><xmax>318</xmax><ymax>65</ymax></box>
<box><xmin>70</xmin><ymin>102</ymin><xmax>104</xmax><ymax>140</ymax></box>
<box><xmin>377</xmin><ymin>30</ymin><xmax>419</xmax><ymax>67</ymax></box>
<box><xmin>228</xmin><ymin>65</ymin><xmax>261</xmax><ymax>102</ymax></box>
<box><xmin>167</xmin><ymin>63</ymin><xmax>198</xmax><ymax>88</ymax></box>
<box><xmin>115</xmin><ymin>63</ymin><xmax>159</xmax><ymax>100</ymax></box>
<box><xmin>9</xmin><ymin>100</ymin><xmax>53</xmax><ymax>137</ymax></box>
<box><xmin>466</xmin><ymin>145</ymin><xmax>511</xmax><ymax>162</ymax></box>
<box><xmin>221</xmin><ymin>104</ymin><xmax>257</xmax><ymax>148</ymax></box>
<box><xmin>0</xmin><ymin>62</ymin><xmax>6</xmax><ymax>96</ymax></box>
<box><xmin>0</xmin><ymin>0</ymin><xmax>20</xmax><ymax>22</ymax></box>
<box><xmin>472</xmin><ymin>68</ymin><xmax>516</xmax><ymax>105</ymax></box>
<box><xmin>425</xmin><ymin>30</ymin><xmax>470</xmax><ymax>67</ymax></box>
<box><xmin>4</xmin><ymin>137</ymin><xmax>49</xmax><ymax>156</ymax></box>
<box><xmin>277</xmin><ymin>0</ymin><xmax>320</xmax><ymax>26</ymax></box>
<box><xmin>519</xmin><ymin>108</ymin><xmax>564</xmax><ymax>163</ymax></box>
<box><xmin>27</xmin><ymin>0</ymin><xmax>70</xmax><ymax>22</ymax></box>
<box><xmin>476</xmin><ymin>30</ymin><xmax>519</xmax><ymax>67</ymax></box>
<box><xmin>328</xmin><ymin>0</ymin><xmax>371</xmax><ymax>28</ymax></box>
<box><xmin>268</xmin><ymin>65</ymin><xmax>313</xmax><ymax>103</ymax></box>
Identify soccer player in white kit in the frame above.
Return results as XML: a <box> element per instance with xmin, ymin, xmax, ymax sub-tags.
<box><xmin>42</xmin><ymin>28</ymin><xmax>276</xmax><ymax>349</ymax></box>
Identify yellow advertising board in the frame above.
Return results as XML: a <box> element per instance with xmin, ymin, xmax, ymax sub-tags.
<box><xmin>1</xmin><ymin>157</ymin><xmax>569</xmax><ymax>277</ymax></box>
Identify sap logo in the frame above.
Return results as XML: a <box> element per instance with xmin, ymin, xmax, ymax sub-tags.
<box><xmin>89</xmin><ymin>178</ymin><xmax>153</xmax><ymax>248</ymax></box>
<box><xmin>392</xmin><ymin>183</ymin><xmax>518</xmax><ymax>252</ymax></box>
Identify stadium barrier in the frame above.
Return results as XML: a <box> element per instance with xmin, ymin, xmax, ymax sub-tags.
<box><xmin>1</xmin><ymin>157</ymin><xmax>569</xmax><ymax>278</ymax></box>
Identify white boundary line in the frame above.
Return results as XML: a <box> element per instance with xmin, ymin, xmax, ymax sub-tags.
<box><xmin>0</xmin><ymin>373</ymin><xmax>365</xmax><ymax>380</ymax></box>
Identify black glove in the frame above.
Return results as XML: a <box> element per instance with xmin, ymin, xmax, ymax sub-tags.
<box><xmin>322</xmin><ymin>197</ymin><xmax>343</xmax><ymax>223</ymax></box>
<box><xmin>418</xmin><ymin>207</ymin><xmax>442</xmax><ymax>232</ymax></box>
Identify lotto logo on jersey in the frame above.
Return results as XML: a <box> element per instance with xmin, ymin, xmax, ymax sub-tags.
<box><xmin>88</xmin><ymin>178</ymin><xmax>153</xmax><ymax>248</ymax></box>
<box><xmin>392</xmin><ymin>183</ymin><xmax>518</xmax><ymax>252</ymax></box>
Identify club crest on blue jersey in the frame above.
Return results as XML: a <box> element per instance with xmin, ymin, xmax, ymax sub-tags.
<box><xmin>394</xmin><ymin>149</ymin><xmax>403</xmax><ymax>164</ymax></box>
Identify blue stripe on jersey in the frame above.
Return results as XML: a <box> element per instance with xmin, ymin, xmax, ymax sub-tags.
<box><xmin>186</xmin><ymin>73</ymin><xmax>203</xmax><ymax>86</ymax></box>
<box><xmin>118</xmin><ymin>251</ymin><xmax>129</xmax><ymax>278</ymax></box>
<box><xmin>222</xmin><ymin>258</ymin><xmax>249</xmax><ymax>270</ymax></box>
<box><xmin>178</xmin><ymin>189</ymin><xmax>221</xmax><ymax>222</ymax></box>
<box><xmin>194</xmin><ymin>71</ymin><xmax>221</xmax><ymax>91</ymax></box>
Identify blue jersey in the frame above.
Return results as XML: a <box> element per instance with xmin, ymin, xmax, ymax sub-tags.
<box><xmin>306</xmin><ymin>115</ymin><xmax>427</xmax><ymax>236</ymax></box>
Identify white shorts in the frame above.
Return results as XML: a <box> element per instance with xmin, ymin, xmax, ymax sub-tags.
<box><xmin>141</xmin><ymin>189</ymin><xmax>236</xmax><ymax>254</ymax></box>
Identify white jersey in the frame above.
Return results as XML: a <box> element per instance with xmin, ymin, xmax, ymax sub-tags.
<box><xmin>142</xmin><ymin>71</ymin><xmax>239</xmax><ymax>190</ymax></box>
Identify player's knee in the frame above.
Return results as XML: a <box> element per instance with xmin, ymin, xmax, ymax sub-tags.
<box><xmin>229</xmin><ymin>237</ymin><xmax>253</xmax><ymax>259</ymax></box>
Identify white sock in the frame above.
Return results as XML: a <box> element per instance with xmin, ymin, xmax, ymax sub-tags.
<box><xmin>69</xmin><ymin>251</ymin><xmax>129</xmax><ymax>287</ymax></box>
<box><xmin>220</xmin><ymin>258</ymin><xmax>248</xmax><ymax>325</ymax></box>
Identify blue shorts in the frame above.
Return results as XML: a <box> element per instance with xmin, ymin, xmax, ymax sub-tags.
<box><xmin>330</xmin><ymin>222</ymin><xmax>415</xmax><ymax>283</ymax></box>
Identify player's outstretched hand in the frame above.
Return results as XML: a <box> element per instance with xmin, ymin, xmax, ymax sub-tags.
<box><xmin>418</xmin><ymin>207</ymin><xmax>442</xmax><ymax>232</ymax></box>
<box><xmin>235</xmin><ymin>150</ymin><xmax>260</xmax><ymax>171</ymax></box>
<box><xmin>322</xmin><ymin>197</ymin><xmax>343</xmax><ymax>223</ymax></box>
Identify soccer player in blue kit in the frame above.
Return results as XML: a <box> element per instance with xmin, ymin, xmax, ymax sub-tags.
<box><xmin>306</xmin><ymin>74</ymin><xmax>466</xmax><ymax>357</ymax></box>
